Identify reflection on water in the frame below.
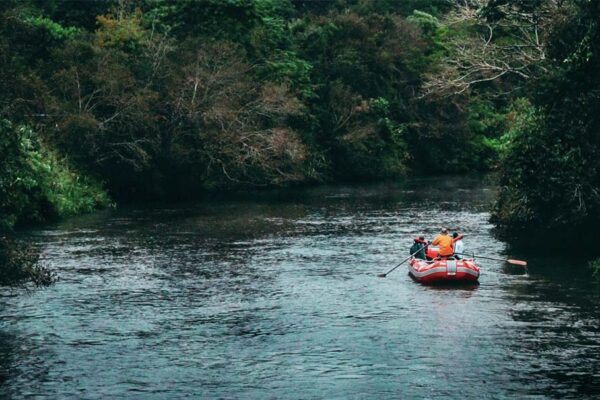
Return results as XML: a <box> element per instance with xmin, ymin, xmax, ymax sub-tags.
<box><xmin>1</xmin><ymin>176</ymin><xmax>599</xmax><ymax>398</ymax></box>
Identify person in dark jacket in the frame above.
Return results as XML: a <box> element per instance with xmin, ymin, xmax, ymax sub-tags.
<box><xmin>409</xmin><ymin>236</ymin><xmax>427</xmax><ymax>260</ymax></box>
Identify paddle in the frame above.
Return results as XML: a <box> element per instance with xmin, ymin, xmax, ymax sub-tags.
<box><xmin>378</xmin><ymin>247</ymin><xmax>424</xmax><ymax>278</ymax></box>
<box><xmin>455</xmin><ymin>253</ymin><xmax>527</xmax><ymax>266</ymax></box>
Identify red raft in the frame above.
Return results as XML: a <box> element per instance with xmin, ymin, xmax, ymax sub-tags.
<box><xmin>408</xmin><ymin>257</ymin><xmax>480</xmax><ymax>284</ymax></box>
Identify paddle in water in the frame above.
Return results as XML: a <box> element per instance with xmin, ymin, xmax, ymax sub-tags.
<box><xmin>378</xmin><ymin>248</ymin><xmax>423</xmax><ymax>278</ymax></box>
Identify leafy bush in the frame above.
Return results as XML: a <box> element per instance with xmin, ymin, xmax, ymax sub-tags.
<box><xmin>35</xmin><ymin>150</ymin><xmax>113</xmax><ymax>218</ymax></box>
<box><xmin>24</xmin><ymin>15</ymin><xmax>77</xmax><ymax>40</ymax></box>
<box><xmin>0</xmin><ymin>119</ymin><xmax>112</xmax><ymax>228</ymax></box>
<box><xmin>0</xmin><ymin>120</ymin><xmax>110</xmax><ymax>286</ymax></box>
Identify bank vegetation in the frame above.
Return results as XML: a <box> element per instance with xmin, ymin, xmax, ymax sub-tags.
<box><xmin>1</xmin><ymin>0</ymin><xmax>598</xmax><ymax>283</ymax></box>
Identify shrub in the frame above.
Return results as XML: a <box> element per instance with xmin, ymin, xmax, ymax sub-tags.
<box><xmin>0</xmin><ymin>120</ymin><xmax>112</xmax><ymax>227</ymax></box>
<box><xmin>0</xmin><ymin>119</ymin><xmax>111</xmax><ymax>285</ymax></box>
<box><xmin>0</xmin><ymin>237</ymin><xmax>54</xmax><ymax>287</ymax></box>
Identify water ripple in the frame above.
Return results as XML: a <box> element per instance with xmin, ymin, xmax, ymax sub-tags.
<box><xmin>1</xmin><ymin>178</ymin><xmax>600</xmax><ymax>398</ymax></box>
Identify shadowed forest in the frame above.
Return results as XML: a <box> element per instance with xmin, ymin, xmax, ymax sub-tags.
<box><xmin>1</xmin><ymin>0</ymin><xmax>600</xmax><ymax>284</ymax></box>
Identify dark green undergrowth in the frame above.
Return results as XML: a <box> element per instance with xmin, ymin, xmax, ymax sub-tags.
<box><xmin>491</xmin><ymin>1</ymin><xmax>600</xmax><ymax>252</ymax></box>
<box><xmin>0</xmin><ymin>238</ymin><xmax>54</xmax><ymax>287</ymax></box>
<box><xmin>0</xmin><ymin>119</ymin><xmax>111</xmax><ymax>286</ymax></box>
<box><xmin>0</xmin><ymin>119</ymin><xmax>112</xmax><ymax>229</ymax></box>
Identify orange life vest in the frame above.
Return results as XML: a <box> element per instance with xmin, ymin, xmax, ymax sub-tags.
<box><xmin>432</xmin><ymin>234</ymin><xmax>453</xmax><ymax>256</ymax></box>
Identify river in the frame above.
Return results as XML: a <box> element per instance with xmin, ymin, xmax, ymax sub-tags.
<box><xmin>1</xmin><ymin>176</ymin><xmax>599</xmax><ymax>398</ymax></box>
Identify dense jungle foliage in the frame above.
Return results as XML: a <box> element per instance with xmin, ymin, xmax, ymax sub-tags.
<box><xmin>0</xmin><ymin>0</ymin><xmax>495</xmax><ymax>210</ymax></box>
<box><xmin>1</xmin><ymin>0</ymin><xmax>599</xmax><ymax>283</ymax></box>
<box><xmin>491</xmin><ymin>0</ymin><xmax>600</xmax><ymax>249</ymax></box>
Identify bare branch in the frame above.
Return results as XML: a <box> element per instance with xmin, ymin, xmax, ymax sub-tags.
<box><xmin>421</xmin><ymin>0</ymin><xmax>563</xmax><ymax>98</ymax></box>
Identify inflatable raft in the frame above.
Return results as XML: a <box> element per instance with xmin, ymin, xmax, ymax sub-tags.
<box><xmin>408</xmin><ymin>257</ymin><xmax>480</xmax><ymax>284</ymax></box>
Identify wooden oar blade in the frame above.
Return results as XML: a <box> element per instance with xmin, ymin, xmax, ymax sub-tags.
<box><xmin>507</xmin><ymin>259</ymin><xmax>527</xmax><ymax>266</ymax></box>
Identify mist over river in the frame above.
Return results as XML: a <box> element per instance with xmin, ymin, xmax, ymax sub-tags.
<box><xmin>1</xmin><ymin>176</ymin><xmax>599</xmax><ymax>398</ymax></box>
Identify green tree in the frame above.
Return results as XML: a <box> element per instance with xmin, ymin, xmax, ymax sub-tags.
<box><xmin>492</xmin><ymin>1</ymin><xmax>600</xmax><ymax>249</ymax></box>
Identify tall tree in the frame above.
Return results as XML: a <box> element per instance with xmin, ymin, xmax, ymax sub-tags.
<box><xmin>492</xmin><ymin>0</ymin><xmax>600</xmax><ymax>248</ymax></box>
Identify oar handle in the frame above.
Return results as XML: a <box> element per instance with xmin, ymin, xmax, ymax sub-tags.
<box><xmin>455</xmin><ymin>252</ymin><xmax>504</xmax><ymax>262</ymax></box>
<box><xmin>454</xmin><ymin>252</ymin><xmax>527</xmax><ymax>266</ymax></box>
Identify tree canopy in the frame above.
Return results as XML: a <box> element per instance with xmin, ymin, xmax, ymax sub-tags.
<box><xmin>1</xmin><ymin>0</ymin><xmax>599</xmax><ymax>281</ymax></box>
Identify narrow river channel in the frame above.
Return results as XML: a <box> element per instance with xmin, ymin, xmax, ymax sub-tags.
<box><xmin>1</xmin><ymin>176</ymin><xmax>599</xmax><ymax>398</ymax></box>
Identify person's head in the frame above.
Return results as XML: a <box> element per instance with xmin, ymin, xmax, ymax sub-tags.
<box><xmin>441</xmin><ymin>227</ymin><xmax>448</xmax><ymax>235</ymax></box>
<box><xmin>452</xmin><ymin>232</ymin><xmax>458</xmax><ymax>238</ymax></box>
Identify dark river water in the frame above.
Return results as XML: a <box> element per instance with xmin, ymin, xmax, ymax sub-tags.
<box><xmin>1</xmin><ymin>176</ymin><xmax>599</xmax><ymax>399</ymax></box>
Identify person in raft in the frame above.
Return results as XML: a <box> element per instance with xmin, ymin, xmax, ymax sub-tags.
<box><xmin>431</xmin><ymin>228</ymin><xmax>454</xmax><ymax>259</ymax></box>
<box><xmin>409</xmin><ymin>236</ymin><xmax>427</xmax><ymax>260</ymax></box>
<box><xmin>453</xmin><ymin>232</ymin><xmax>465</xmax><ymax>259</ymax></box>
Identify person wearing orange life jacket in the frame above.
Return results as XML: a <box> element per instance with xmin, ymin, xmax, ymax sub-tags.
<box><xmin>430</xmin><ymin>227</ymin><xmax>454</xmax><ymax>258</ymax></box>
